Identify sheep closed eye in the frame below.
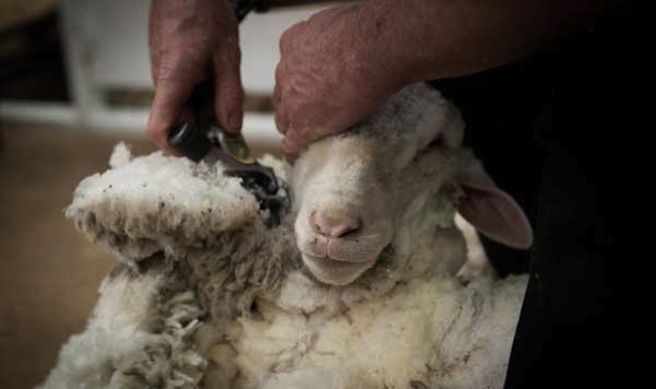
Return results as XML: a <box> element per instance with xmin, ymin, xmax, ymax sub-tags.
<box><xmin>412</xmin><ymin>135</ymin><xmax>445</xmax><ymax>163</ymax></box>
<box><xmin>427</xmin><ymin>135</ymin><xmax>444</xmax><ymax>149</ymax></box>
<box><xmin>414</xmin><ymin>134</ymin><xmax>444</xmax><ymax>161</ymax></box>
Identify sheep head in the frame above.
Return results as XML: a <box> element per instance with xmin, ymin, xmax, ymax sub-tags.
<box><xmin>292</xmin><ymin>83</ymin><xmax>533</xmax><ymax>286</ymax></box>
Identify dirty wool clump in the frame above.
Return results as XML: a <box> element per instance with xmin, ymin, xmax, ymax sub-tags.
<box><xmin>41</xmin><ymin>144</ymin><xmax>298</xmax><ymax>389</ymax></box>
<box><xmin>67</xmin><ymin>142</ymin><xmax>261</xmax><ymax>261</ymax></box>
<box><xmin>65</xmin><ymin>144</ymin><xmax>297</xmax><ymax>319</ymax></box>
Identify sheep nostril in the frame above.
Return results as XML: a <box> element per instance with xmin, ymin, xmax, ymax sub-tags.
<box><xmin>310</xmin><ymin>210</ymin><xmax>363</xmax><ymax>238</ymax></box>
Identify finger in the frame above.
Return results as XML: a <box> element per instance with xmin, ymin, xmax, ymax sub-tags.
<box><xmin>273</xmin><ymin>67</ymin><xmax>288</xmax><ymax>134</ymax></box>
<box><xmin>279</xmin><ymin>21</ymin><xmax>303</xmax><ymax>55</ymax></box>
<box><xmin>274</xmin><ymin>103</ymin><xmax>289</xmax><ymax>135</ymax></box>
<box><xmin>272</xmin><ymin>76</ymin><xmax>282</xmax><ymax>109</ymax></box>
<box><xmin>282</xmin><ymin>125</ymin><xmax>307</xmax><ymax>159</ymax></box>
<box><xmin>282</xmin><ymin>135</ymin><xmax>302</xmax><ymax>164</ymax></box>
<box><xmin>146</xmin><ymin>76</ymin><xmax>198</xmax><ymax>154</ymax></box>
<box><xmin>213</xmin><ymin>42</ymin><xmax>245</xmax><ymax>133</ymax></box>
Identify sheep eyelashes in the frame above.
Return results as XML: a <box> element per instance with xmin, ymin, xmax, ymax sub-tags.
<box><xmin>42</xmin><ymin>83</ymin><xmax>531</xmax><ymax>389</ymax></box>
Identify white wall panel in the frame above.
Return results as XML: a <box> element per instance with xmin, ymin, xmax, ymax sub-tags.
<box><xmin>88</xmin><ymin>1</ymin><xmax>333</xmax><ymax>93</ymax></box>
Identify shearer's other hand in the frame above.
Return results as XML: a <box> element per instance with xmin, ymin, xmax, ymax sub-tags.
<box><xmin>274</xmin><ymin>4</ymin><xmax>405</xmax><ymax>162</ymax></box>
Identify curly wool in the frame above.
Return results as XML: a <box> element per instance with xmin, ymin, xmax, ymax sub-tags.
<box><xmin>39</xmin><ymin>262</ymin><xmax>206</xmax><ymax>389</ymax></box>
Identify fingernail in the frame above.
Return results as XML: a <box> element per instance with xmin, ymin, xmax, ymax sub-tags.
<box><xmin>227</xmin><ymin>113</ymin><xmax>242</xmax><ymax>132</ymax></box>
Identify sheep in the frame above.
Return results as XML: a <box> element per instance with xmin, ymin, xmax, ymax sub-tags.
<box><xmin>40</xmin><ymin>82</ymin><xmax>532</xmax><ymax>389</ymax></box>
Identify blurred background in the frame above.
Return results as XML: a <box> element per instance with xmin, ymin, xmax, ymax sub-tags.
<box><xmin>0</xmin><ymin>1</ymin><xmax>333</xmax><ymax>387</ymax></box>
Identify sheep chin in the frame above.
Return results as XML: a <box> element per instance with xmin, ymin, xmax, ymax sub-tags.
<box><xmin>301</xmin><ymin>253</ymin><xmax>376</xmax><ymax>286</ymax></box>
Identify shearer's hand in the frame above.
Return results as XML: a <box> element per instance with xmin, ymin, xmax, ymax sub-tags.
<box><xmin>146</xmin><ymin>0</ymin><xmax>244</xmax><ymax>153</ymax></box>
<box><xmin>274</xmin><ymin>4</ymin><xmax>406</xmax><ymax>162</ymax></box>
<box><xmin>274</xmin><ymin>0</ymin><xmax>608</xmax><ymax>162</ymax></box>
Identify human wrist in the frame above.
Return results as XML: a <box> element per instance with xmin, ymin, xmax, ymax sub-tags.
<box><xmin>345</xmin><ymin>3</ymin><xmax>414</xmax><ymax>100</ymax></box>
<box><xmin>352</xmin><ymin>0</ymin><xmax>438</xmax><ymax>92</ymax></box>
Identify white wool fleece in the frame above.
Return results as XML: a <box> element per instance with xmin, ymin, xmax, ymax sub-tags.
<box><xmin>65</xmin><ymin>142</ymin><xmax>263</xmax><ymax>262</ymax></box>
<box><xmin>43</xmin><ymin>83</ymin><xmax>530</xmax><ymax>389</ymax></box>
<box><xmin>42</xmin><ymin>142</ymin><xmax>528</xmax><ymax>389</ymax></box>
<box><xmin>227</xmin><ymin>274</ymin><xmax>526</xmax><ymax>389</ymax></box>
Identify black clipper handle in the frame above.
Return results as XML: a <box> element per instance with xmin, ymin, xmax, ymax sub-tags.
<box><xmin>168</xmin><ymin>122</ymin><xmax>212</xmax><ymax>162</ymax></box>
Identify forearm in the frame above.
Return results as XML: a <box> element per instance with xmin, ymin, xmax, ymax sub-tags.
<box><xmin>272</xmin><ymin>0</ymin><xmax>627</xmax><ymax>159</ymax></box>
<box><xmin>356</xmin><ymin>0</ymin><xmax>626</xmax><ymax>85</ymax></box>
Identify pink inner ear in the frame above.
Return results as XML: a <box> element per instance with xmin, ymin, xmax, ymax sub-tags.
<box><xmin>457</xmin><ymin>177</ymin><xmax>533</xmax><ymax>250</ymax></box>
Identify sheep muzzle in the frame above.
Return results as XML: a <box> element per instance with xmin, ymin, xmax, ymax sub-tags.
<box><xmin>295</xmin><ymin>202</ymin><xmax>394</xmax><ymax>285</ymax></box>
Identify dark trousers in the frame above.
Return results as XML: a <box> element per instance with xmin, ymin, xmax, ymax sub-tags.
<box><xmin>430</xmin><ymin>3</ymin><xmax>640</xmax><ymax>387</ymax></box>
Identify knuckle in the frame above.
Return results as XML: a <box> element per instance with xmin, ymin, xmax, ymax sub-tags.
<box><xmin>274</xmin><ymin>64</ymin><xmax>286</xmax><ymax>83</ymax></box>
<box><xmin>279</xmin><ymin>24</ymin><xmax>300</xmax><ymax>51</ymax></box>
<box><xmin>220</xmin><ymin>42</ymin><xmax>242</xmax><ymax>64</ymax></box>
<box><xmin>217</xmin><ymin>81</ymin><xmax>245</xmax><ymax>104</ymax></box>
<box><xmin>156</xmin><ymin>54</ymin><xmax>206</xmax><ymax>88</ymax></box>
<box><xmin>275</xmin><ymin>117</ymin><xmax>286</xmax><ymax>134</ymax></box>
<box><xmin>155</xmin><ymin>66</ymin><xmax>186</xmax><ymax>89</ymax></box>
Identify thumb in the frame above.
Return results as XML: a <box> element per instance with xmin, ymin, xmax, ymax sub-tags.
<box><xmin>147</xmin><ymin>77</ymin><xmax>198</xmax><ymax>154</ymax></box>
<box><xmin>213</xmin><ymin>47</ymin><xmax>245</xmax><ymax>133</ymax></box>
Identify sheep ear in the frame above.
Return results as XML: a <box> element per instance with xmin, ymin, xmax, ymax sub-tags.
<box><xmin>455</xmin><ymin>163</ymin><xmax>533</xmax><ymax>250</ymax></box>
